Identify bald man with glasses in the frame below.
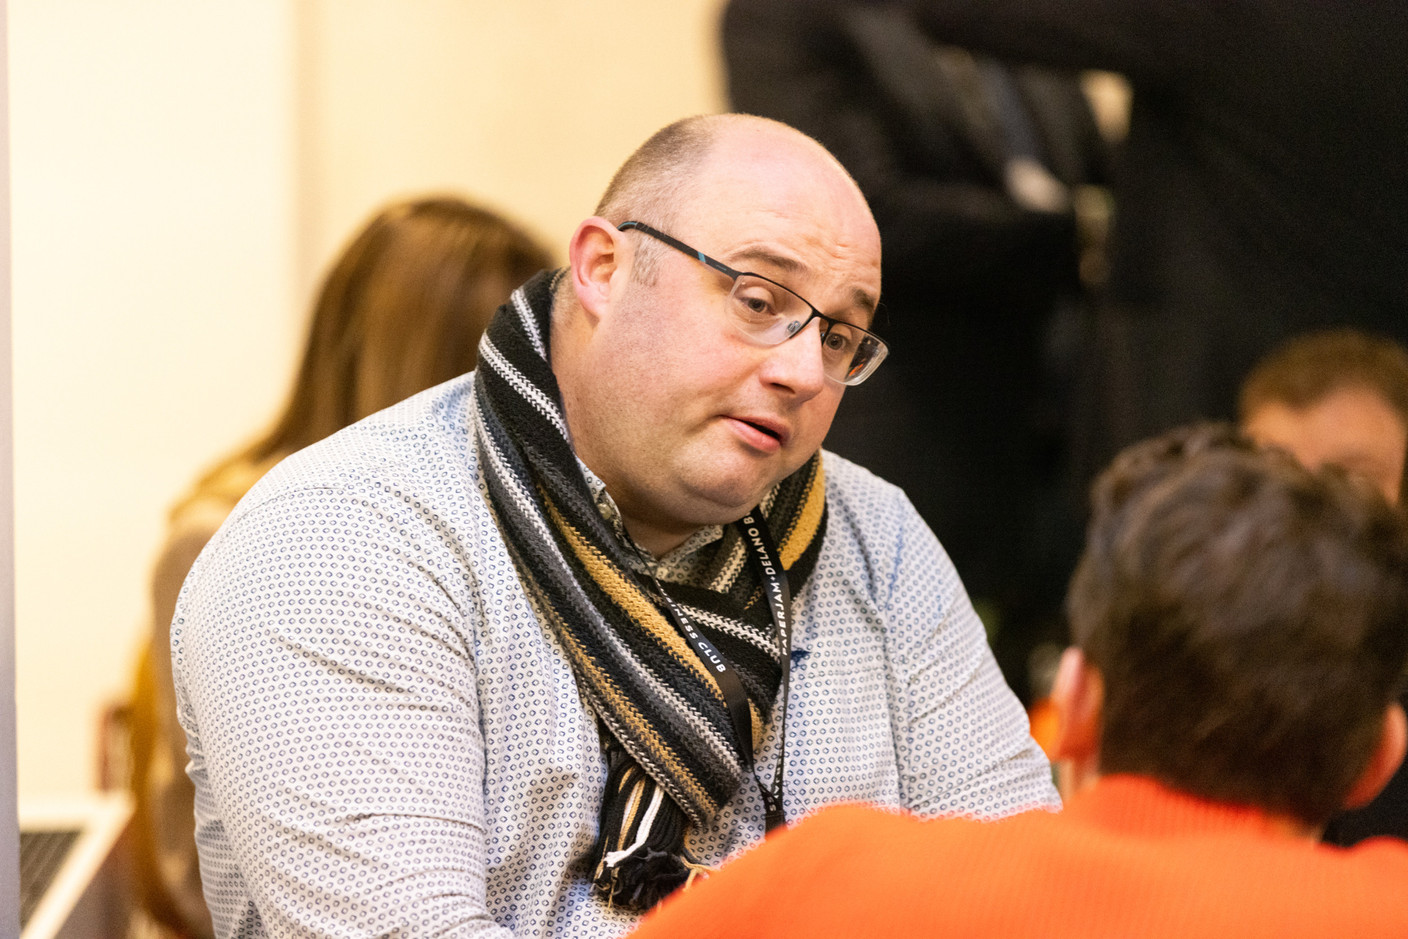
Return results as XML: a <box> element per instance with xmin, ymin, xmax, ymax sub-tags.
<box><xmin>172</xmin><ymin>114</ymin><xmax>1056</xmax><ymax>938</ymax></box>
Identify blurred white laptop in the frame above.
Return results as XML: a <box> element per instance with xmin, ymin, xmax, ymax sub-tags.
<box><xmin>19</xmin><ymin>792</ymin><xmax>133</xmax><ymax>939</ymax></box>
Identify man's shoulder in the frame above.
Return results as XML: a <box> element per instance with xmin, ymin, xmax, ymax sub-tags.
<box><xmin>196</xmin><ymin>375</ymin><xmax>488</xmax><ymax>572</ymax></box>
<box><xmin>820</xmin><ymin>448</ymin><xmax>911</xmax><ymax>514</ymax></box>
<box><xmin>819</xmin><ymin>448</ymin><xmax>937</xmax><ymax>552</ymax></box>
<box><xmin>790</xmin><ymin>801</ymin><xmax>923</xmax><ymax>844</ymax></box>
<box><xmin>245</xmin><ymin>375</ymin><xmax>480</xmax><ymax>511</ymax></box>
<box><xmin>1312</xmin><ymin>834</ymin><xmax>1408</xmax><ymax>891</ymax></box>
<box><xmin>175</xmin><ymin>375</ymin><xmax>503</xmax><ymax>649</ymax></box>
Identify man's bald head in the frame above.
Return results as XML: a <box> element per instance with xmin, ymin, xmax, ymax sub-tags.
<box><xmin>592</xmin><ymin>114</ymin><xmax>871</xmax><ymax>285</ymax></box>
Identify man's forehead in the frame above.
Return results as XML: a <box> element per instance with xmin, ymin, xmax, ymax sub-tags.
<box><xmin>725</xmin><ymin>242</ymin><xmax>880</xmax><ymax>318</ymax></box>
<box><xmin>657</xmin><ymin>120</ymin><xmax>881</xmax><ymax>315</ymax></box>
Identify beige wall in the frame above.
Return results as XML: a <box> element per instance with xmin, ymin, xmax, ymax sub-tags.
<box><xmin>11</xmin><ymin>1</ymin><xmax>302</xmax><ymax>799</ymax></box>
<box><xmin>11</xmin><ymin>0</ymin><xmax>728</xmax><ymax>798</ymax></box>
<box><xmin>297</xmin><ymin>0</ymin><xmax>730</xmax><ymax>290</ymax></box>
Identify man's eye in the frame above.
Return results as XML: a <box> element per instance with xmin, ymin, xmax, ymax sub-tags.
<box><xmin>734</xmin><ymin>289</ymin><xmax>781</xmax><ymax>320</ymax></box>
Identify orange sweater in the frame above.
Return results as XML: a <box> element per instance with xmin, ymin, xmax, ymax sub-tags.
<box><xmin>631</xmin><ymin>775</ymin><xmax>1408</xmax><ymax>938</ymax></box>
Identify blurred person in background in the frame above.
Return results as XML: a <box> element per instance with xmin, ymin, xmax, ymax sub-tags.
<box><xmin>630</xmin><ymin>424</ymin><xmax>1408</xmax><ymax>938</ymax></box>
<box><xmin>1238</xmin><ymin>328</ymin><xmax>1408</xmax><ymax>847</ymax></box>
<box><xmin>126</xmin><ymin>195</ymin><xmax>551</xmax><ymax>938</ymax></box>
<box><xmin>1240</xmin><ymin>329</ymin><xmax>1408</xmax><ymax>508</ymax></box>
<box><xmin>898</xmin><ymin>1</ymin><xmax>1408</xmax><ymax>471</ymax></box>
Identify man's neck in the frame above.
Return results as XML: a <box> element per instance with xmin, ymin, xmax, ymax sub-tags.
<box><xmin>623</xmin><ymin>516</ymin><xmax>700</xmax><ymax>559</ymax></box>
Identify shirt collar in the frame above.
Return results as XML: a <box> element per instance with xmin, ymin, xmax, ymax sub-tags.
<box><xmin>575</xmin><ymin>456</ymin><xmax>724</xmax><ymax>579</ymax></box>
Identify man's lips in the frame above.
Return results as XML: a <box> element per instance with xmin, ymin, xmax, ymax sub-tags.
<box><xmin>725</xmin><ymin>415</ymin><xmax>791</xmax><ymax>451</ymax></box>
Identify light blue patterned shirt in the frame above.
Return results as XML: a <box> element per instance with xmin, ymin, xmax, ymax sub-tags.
<box><xmin>172</xmin><ymin>374</ymin><xmax>1058</xmax><ymax>938</ymax></box>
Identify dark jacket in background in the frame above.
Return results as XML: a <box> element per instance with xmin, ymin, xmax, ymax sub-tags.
<box><xmin>900</xmin><ymin>0</ymin><xmax>1408</xmax><ymax>458</ymax></box>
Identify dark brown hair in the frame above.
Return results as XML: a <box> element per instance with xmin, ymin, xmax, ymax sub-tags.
<box><xmin>1239</xmin><ymin>328</ymin><xmax>1408</xmax><ymax>429</ymax></box>
<box><xmin>176</xmin><ymin>196</ymin><xmax>550</xmax><ymax>516</ymax></box>
<box><xmin>1067</xmin><ymin>423</ymin><xmax>1408</xmax><ymax>825</ymax></box>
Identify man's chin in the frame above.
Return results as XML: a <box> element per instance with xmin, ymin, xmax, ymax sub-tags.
<box><xmin>674</xmin><ymin>441</ymin><xmax>817</xmax><ymax>519</ymax></box>
<box><xmin>682</xmin><ymin>472</ymin><xmax>796</xmax><ymax>524</ymax></box>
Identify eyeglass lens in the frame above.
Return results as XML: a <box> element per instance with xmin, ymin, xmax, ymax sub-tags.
<box><xmin>726</xmin><ymin>275</ymin><xmax>879</xmax><ymax>384</ymax></box>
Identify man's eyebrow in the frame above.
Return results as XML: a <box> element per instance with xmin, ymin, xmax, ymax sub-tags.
<box><xmin>729</xmin><ymin>246</ymin><xmax>803</xmax><ymax>277</ymax></box>
<box><xmin>728</xmin><ymin>247</ymin><xmax>879</xmax><ymax>317</ymax></box>
<box><xmin>850</xmin><ymin>287</ymin><xmax>879</xmax><ymax>318</ymax></box>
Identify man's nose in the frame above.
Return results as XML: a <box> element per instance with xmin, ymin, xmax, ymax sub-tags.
<box><xmin>759</xmin><ymin>317</ymin><xmax>829</xmax><ymax>398</ymax></box>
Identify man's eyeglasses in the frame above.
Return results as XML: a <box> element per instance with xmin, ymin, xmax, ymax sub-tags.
<box><xmin>617</xmin><ymin>221</ymin><xmax>888</xmax><ymax>386</ymax></box>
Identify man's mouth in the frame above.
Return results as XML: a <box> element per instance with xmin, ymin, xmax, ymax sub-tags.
<box><xmin>730</xmin><ymin>415</ymin><xmax>789</xmax><ymax>449</ymax></box>
<box><xmin>743</xmin><ymin>419</ymin><xmax>781</xmax><ymax>441</ymax></box>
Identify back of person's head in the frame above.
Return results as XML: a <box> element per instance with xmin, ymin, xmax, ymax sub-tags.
<box><xmin>1239</xmin><ymin>329</ymin><xmax>1408</xmax><ymax>503</ymax></box>
<box><xmin>1067</xmin><ymin>423</ymin><xmax>1408</xmax><ymax>826</ymax></box>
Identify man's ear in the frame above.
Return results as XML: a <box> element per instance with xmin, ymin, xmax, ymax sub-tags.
<box><xmin>568</xmin><ymin>216</ymin><xmax>627</xmax><ymax>323</ymax></box>
<box><xmin>1342</xmin><ymin>702</ymin><xmax>1407</xmax><ymax>810</ymax></box>
<box><xmin>1051</xmin><ymin>647</ymin><xmax>1104</xmax><ymax>798</ymax></box>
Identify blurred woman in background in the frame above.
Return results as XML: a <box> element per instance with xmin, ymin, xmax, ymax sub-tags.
<box><xmin>128</xmin><ymin>195</ymin><xmax>552</xmax><ymax>937</ymax></box>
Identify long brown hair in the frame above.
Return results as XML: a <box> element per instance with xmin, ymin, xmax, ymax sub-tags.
<box><xmin>175</xmin><ymin>196</ymin><xmax>551</xmax><ymax>517</ymax></box>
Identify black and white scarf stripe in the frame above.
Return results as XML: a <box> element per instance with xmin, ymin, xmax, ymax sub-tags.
<box><xmin>471</xmin><ymin>270</ymin><xmax>827</xmax><ymax>909</ymax></box>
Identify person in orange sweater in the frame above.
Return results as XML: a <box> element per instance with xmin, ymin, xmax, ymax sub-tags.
<box><xmin>630</xmin><ymin>423</ymin><xmax>1408</xmax><ymax>938</ymax></box>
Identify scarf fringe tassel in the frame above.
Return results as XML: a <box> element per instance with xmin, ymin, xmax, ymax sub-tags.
<box><xmin>591</xmin><ymin>744</ymin><xmax>709</xmax><ymax>911</ymax></box>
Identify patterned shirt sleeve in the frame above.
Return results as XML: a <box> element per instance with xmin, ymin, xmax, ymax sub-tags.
<box><xmin>878</xmin><ymin>486</ymin><xmax>1060</xmax><ymax>818</ymax></box>
<box><xmin>174</xmin><ymin>486</ymin><xmax>516</xmax><ymax>937</ymax></box>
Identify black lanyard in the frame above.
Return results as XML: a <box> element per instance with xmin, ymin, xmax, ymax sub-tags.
<box><xmin>643</xmin><ymin>508</ymin><xmax>793</xmax><ymax>831</ymax></box>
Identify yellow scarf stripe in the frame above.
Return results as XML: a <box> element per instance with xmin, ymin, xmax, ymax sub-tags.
<box><xmin>778</xmin><ymin>460</ymin><xmax>826</xmax><ymax>569</ymax></box>
<box><xmin>543</xmin><ymin>493</ymin><xmax>719</xmax><ymax>691</ymax></box>
<box><xmin>549</xmin><ymin>606</ymin><xmax>716</xmax><ymax>811</ymax></box>
<box><xmin>544</xmin><ymin>493</ymin><xmax>762</xmax><ymax>792</ymax></box>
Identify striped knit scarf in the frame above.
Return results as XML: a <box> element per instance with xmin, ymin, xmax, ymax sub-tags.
<box><xmin>472</xmin><ymin>271</ymin><xmax>828</xmax><ymax>910</ymax></box>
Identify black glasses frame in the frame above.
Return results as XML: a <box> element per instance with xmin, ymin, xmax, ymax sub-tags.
<box><xmin>617</xmin><ymin>220</ymin><xmax>887</xmax><ymax>385</ymax></box>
